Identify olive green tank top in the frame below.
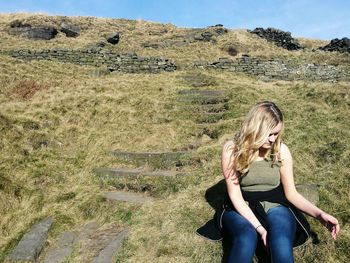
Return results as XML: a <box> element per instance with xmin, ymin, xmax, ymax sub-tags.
<box><xmin>240</xmin><ymin>159</ymin><xmax>281</xmax><ymax>212</ymax></box>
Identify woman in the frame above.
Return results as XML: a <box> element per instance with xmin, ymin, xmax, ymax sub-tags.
<box><xmin>221</xmin><ymin>101</ymin><xmax>340</xmax><ymax>263</ymax></box>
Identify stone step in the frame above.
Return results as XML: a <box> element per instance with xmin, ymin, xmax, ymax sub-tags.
<box><xmin>196</xmin><ymin>123</ymin><xmax>229</xmax><ymax>139</ymax></box>
<box><xmin>103</xmin><ymin>191</ymin><xmax>154</xmax><ymax>204</ymax></box>
<box><xmin>42</xmin><ymin>247</ymin><xmax>72</xmax><ymax>263</ymax></box>
<box><xmin>76</xmin><ymin>224</ymin><xmax>127</xmax><ymax>262</ymax></box>
<box><xmin>178</xmin><ymin>134</ymin><xmax>213</xmax><ymax>151</ymax></box>
<box><xmin>110</xmin><ymin>151</ymin><xmax>189</xmax><ymax>169</ymax></box>
<box><xmin>177</xmin><ymin>89</ymin><xmax>230</xmax><ymax>105</ymax></box>
<box><xmin>41</xmin><ymin>222</ymin><xmax>128</xmax><ymax>263</ymax></box>
<box><xmin>92</xmin><ymin>229</ymin><xmax>129</xmax><ymax>263</ymax></box>
<box><xmin>93</xmin><ymin>167</ymin><xmax>187</xmax><ymax>179</ymax></box>
<box><xmin>194</xmin><ymin>112</ymin><xmax>228</xmax><ymax>124</ymax></box>
<box><xmin>179</xmin><ymin>73</ymin><xmax>218</xmax><ymax>88</ymax></box>
<box><xmin>176</xmin><ymin>102</ymin><xmax>230</xmax><ymax>113</ymax></box>
<box><xmin>6</xmin><ymin>218</ymin><xmax>53</xmax><ymax>263</ymax></box>
<box><xmin>178</xmin><ymin>89</ymin><xmax>227</xmax><ymax>96</ymax></box>
<box><xmin>42</xmin><ymin>221</ymin><xmax>100</xmax><ymax>263</ymax></box>
<box><xmin>177</xmin><ymin>95</ymin><xmax>229</xmax><ymax>105</ymax></box>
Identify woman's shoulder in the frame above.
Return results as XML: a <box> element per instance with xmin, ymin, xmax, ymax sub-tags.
<box><xmin>223</xmin><ymin>140</ymin><xmax>235</xmax><ymax>152</ymax></box>
<box><xmin>222</xmin><ymin>140</ymin><xmax>235</xmax><ymax>162</ymax></box>
<box><xmin>280</xmin><ymin>142</ymin><xmax>292</xmax><ymax>161</ymax></box>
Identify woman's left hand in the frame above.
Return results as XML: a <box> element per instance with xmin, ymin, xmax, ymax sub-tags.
<box><xmin>317</xmin><ymin>212</ymin><xmax>340</xmax><ymax>240</ymax></box>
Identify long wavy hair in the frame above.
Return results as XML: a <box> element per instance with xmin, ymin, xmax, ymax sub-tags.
<box><xmin>229</xmin><ymin>101</ymin><xmax>284</xmax><ymax>175</ymax></box>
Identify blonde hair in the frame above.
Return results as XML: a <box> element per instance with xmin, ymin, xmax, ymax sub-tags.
<box><xmin>230</xmin><ymin>101</ymin><xmax>284</xmax><ymax>175</ymax></box>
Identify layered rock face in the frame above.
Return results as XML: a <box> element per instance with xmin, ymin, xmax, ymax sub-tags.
<box><xmin>8</xmin><ymin>20</ymin><xmax>58</xmax><ymax>40</ymax></box>
<box><xmin>249</xmin><ymin>27</ymin><xmax>302</xmax><ymax>50</ymax></box>
<box><xmin>320</xmin><ymin>37</ymin><xmax>350</xmax><ymax>53</ymax></box>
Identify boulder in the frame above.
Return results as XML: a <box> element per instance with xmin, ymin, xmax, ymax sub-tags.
<box><xmin>8</xmin><ymin>21</ymin><xmax>58</xmax><ymax>40</ymax></box>
<box><xmin>320</xmin><ymin>37</ymin><xmax>350</xmax><ymax>53</ymax></box>
<box><xmin>106</xmin><ymin>33</ymin><xmax>120</xmax><ymax>44</ymax></box>
<box><xmin>194</xmin><ymin>31</ymin><xmax>214</xmax><ymax>42</ymax></box>
<box><xmin>201</xmin><ymin>31</ymin><xmax>214</xmax><ymax>41</ymax></box>
<box><xmin>209</xmin><ymin>24</ymin><xmax>228</xmax><ymax>35</ymax></box>
<box><xmin>22</xmin><ymin>27</ymin><xmax>58</xmax><ymax>40</ymax></box>
<box><xmin>60</xmin><ymin>22</ymin><xmax>80</xmax><ymax>37</ymax></box>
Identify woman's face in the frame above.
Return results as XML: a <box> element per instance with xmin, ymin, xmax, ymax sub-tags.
<box><xmin>261</xmin><ymin>122</ymin><xmax>283</xmax><ymax>149</ymax></box>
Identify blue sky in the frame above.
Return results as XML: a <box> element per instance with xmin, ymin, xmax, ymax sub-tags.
<box><xmin>0</xmin><ymin>0</ymin><xmax>349</xmax><ymax>40</ymax></box>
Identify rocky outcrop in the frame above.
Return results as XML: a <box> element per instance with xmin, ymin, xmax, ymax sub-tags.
<box><xmin>209</xmin><ymin>24</ymin><xmax>228</xmax><ymax>35</ymax></box>
<box><xmin>320</xmin><ymin>37</ymin><xmax>350</xmax><ymax>53</ymax></box>
<box><xmin>8</xmin><ymin>22</ymin><xmax>58</xmax><ymax>40</ymax></box>
<box><xmin>191</xmin><ymin>25</ymin><xmax>228</xmax><ymax>42</ymax></box>
<box><xmin>106</xmin><ymin>33</ymin><xmax>120</xmax><ymax>44</ymax></box>
<box><xmin>60</xmin><ymin>22</ymin><xmax>80</xmax><ymax>37</ymax></box>
<box><xmin>249</xmin><ymin>27</ymin><xmax>302</xmax><ymax>50</ymax></box>
<box><xmin>142</xmin><ymin>25</ymin><xmax>228</xmax><ymax>48</ymax></box>
<box><xmin>8</xmin><ymin>20</ymin><xmax>81</xmax><ymax>39</ymax></box>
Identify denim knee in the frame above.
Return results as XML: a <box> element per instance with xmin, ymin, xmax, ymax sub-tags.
<box><xmin>222</xmin><ymin>210</ymin><xmax>258</xmax><ymax>263</ymax></box>
<box><xmin>266</xmin><ymin>205</ymin><xmax>296</xmax><ymax>263</ymax></box>
<box><xmin>222</xmin><ymin>210</ymin><xmax>258</xmax><ymax>242</ymax></box>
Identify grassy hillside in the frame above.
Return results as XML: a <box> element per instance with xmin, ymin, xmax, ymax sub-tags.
<box><xmin>0</xmin><ymin>13</ymin><xmax>349</xmax><ymax>262</ymax></box>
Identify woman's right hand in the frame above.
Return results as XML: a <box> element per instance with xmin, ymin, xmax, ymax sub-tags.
<box><xmin>256</xmin><ymin>226</ymin><xmax>268</xmax><ymax>249</ymax></box>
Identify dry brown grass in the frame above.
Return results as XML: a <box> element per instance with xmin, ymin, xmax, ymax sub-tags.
<box><xmin>297</xmin><ymin>37</ymin><xmax>329</xmax><ymax>49</ymax></box>
<box><xmin>9</xmin><ymin>79</ymin><xmax>50</xmax><ymax>100</ymax></box>
<box><xmin>0</xmin><ymin>13</ymin><xmax>349</xmax><ymax>263</ymax></box>
<box><xmin>1</xmin><ymin>13</ymin><xmax>349</xmax><ymax>68</ymax></box>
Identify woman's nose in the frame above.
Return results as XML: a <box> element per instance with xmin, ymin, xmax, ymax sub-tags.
<box><xmin>268</xmin><ymin>135</ymin><xmax>276</xmax><ymax>143</ymax></box>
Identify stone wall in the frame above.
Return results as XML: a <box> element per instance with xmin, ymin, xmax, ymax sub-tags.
<box><xmin>6</xmin><ymin>49</ymin><xmax>177</xmax><ymax>73</ymax></box>
<box><xmin>4</xmin><ymin>49</ymin><xmax>349</xmax><ymax>81</ymax></box>
<box><xmin>194</xmin><ymin>56</ymin><xmax>349</xmax><ymax>82</ymax></box>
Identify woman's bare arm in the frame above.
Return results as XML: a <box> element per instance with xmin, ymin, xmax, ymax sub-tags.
<box><xmin>279</xmin><ymin>143</ymin><xmax>340</xmax><ymax>240</ymax></box>
<box><xmin>222</xmin><ymin>141</ymin><xmax>267</xmax><ymax>245</ymax></box>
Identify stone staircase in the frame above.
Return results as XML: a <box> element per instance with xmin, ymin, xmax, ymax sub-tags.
<box><xmin>5</xmin><ymin>150</ymin><xmax>191</xmax><ymax>263</ymax></box>
<box><xmin>5</xmin><ymin>219</ymin><xmax>129</xmax><ymax>263</ymax></box>
<box><xmin>174</xmin><ymin>88</ymin><xmax>233</xmax><ymax>151</ymax></box>
<box><xmin>4</xmin><ymin>87</ymin><xmax>233</xmax><ymax>262</ymax></box>
<box><xmin>176</xmin><ymin>89</ymin><xmax>232</xmax><ymax>124</ymax></box>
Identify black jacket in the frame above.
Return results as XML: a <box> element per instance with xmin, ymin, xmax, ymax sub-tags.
<box><xmin>197</xmin><ymin>184</ymin><xmax>310</xmax><ymax>248</ymax></box>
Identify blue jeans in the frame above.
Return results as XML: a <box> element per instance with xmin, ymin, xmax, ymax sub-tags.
<box><xmin>222</xmin><ymin>205</ymin><xmax>297</xmax><ymax>263</ymax></box>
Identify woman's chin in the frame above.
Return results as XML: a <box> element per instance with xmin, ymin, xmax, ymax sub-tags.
<box><xmin>261</xmin><ymin>144</ymin><xmax>273</xmax><ymax>149</ymax></box>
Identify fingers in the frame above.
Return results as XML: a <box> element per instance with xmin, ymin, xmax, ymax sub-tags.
<box><xmin>331</xmin><ymin>226</ymin><xmax>338</xmax><ymax>240</ymax></box>
<box><xmin>322</xmin><ymin>213</ymin><xmax>340</xmax><ymax>240</ymax></box>
<box><xmin>332</xmin><ymin>222</ymin><xmax>340</xmax><ymax>240</ymax></box>
<box><xmin>262</xmin><ymin>235</ymin><xmax>268</xmax><ymax>252</ymax></box>
<box><xmin>336</xmin><ymin>222</ymin><xmax>340</xmax><ymax>234</ymax></box>
<box><xmin>326</xmin><ymin>220</ymin><xmax>340</xmax><ymax>240</ymax></box>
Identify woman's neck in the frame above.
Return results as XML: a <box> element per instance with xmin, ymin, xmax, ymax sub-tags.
<box><xmin>258</xmin><ymin>148</ymin><xmax>270</xmax><ymax>159</ymax></box>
